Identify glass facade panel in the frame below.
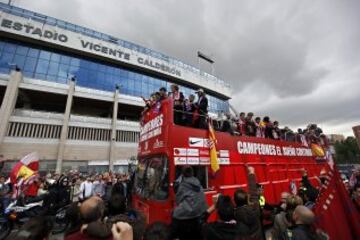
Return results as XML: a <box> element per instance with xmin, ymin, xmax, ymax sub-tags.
<box><xmin>0</xmin><ymin>39</ymin><xmax>229</xmax><ymax>113</ymax></box>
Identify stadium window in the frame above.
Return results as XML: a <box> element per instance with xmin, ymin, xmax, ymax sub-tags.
<box><xmin>58</xmin><ymin>76</ymin><xmax>67</xmax><ymax>84</ymax></box>
<box><xmin>23</xmin><ymin>71</ymin><xmax>33</xmax><ymax>78</ymax></box>
<box><xmin>60</xmin><ymin>55</ymin><xmax>71</xmax><ymax>65</ymax></box>
<box><xmin>70</xmin><ymin>58</ymin><xmax>80</xmax><ymax>67</ymax></box>
<box><xmin>39</xmin><ymin>50</ymin><xmax>51</xmax><ymax>60</ymax></box>
<box><xmin>6</xmin><ymin>122</ymin><xmax>12</xmax><ymax>136</ymax></box>
<box><xmin>9</xmin><ymin>122</ymin><xmax>16</xmax><ymax>136</ymax></box>
<box><xmin>99</xmin><ymin>64</ymin><xmax>106</xmax><ymax>73</ymax></box>
<box><xmin>1</xmin><ymin>52</ymin><xmax>14</xmax><ymax>65</ymax></box>
<box><xmin>15</xmin><ymin>46</ymin><xmax>28</xmax><ymax>56</ymax></box>
<box><xmin>38</xmin><ymin>124</ymin><xmax>44</xmax><ymax>138</ymax></box>
<box><xmin>58</xmin><ymin>63</ymin><xmax>69</xmax><ymax>77</ymax></box>
<box><xmin>50</xmin><ymin>53</ymin><xmax>60</xmax><ymax>62</ymax></box>
<box><xmin>46</xmin><ymin>74</ymin><xmax>57</xmax><ymax>82</ymax></box>
<box><xmin>34</xmin><ymin>73</ymin><xmax>46</xmax><ymax>80</ymax></box>
<box><xmin>23</xmin><ymin>123</ymin><xmax>30</xmax><ymax>137</ymax></box>
<box><xmin>24</xmin><ymin>57</ymin><xmax>37</xmax><ymax>72</ymax></box>
<box><xmin>47</xmin><ymin>62</ymin><xmax>59</xmax><ymax>75</ymax></box>
<box><xmin>4</xmin><ymin>43</ymin><xmax>16</xmax><ymax>53</ymax></box>
<box><xmin>28</xmin><ymin>124</ymin><xmax>34</xmax><ymax>138</ymax></box>
<box><xmin>13</xmin><ymin>54</ymin><xmax>25</xmax><ymax>69</ymax></box>
<box><xmin>66</xmin><ymin>65</ymin><xmax>76</xmax><ymax>75</ymax></box>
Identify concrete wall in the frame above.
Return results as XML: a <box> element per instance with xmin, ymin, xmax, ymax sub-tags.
<box><xmin>0</xmin><ymin>138</ymin><xmax>137</xmax><ymax>163</ymax></box>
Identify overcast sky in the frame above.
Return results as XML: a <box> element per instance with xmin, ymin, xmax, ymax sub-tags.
<box><xmin>8</xmin><ymin>0</ymin><xmax>360</xmax><ymax>136</ymax></box>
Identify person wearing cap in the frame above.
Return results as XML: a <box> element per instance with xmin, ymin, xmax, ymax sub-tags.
<box><xmin>169</xmin><ymin>84</ymin><xmax>185</xmax><ymax>125</ymax></box>
<box><xmin>245</xmin><ymin>112</ymin><xmax>256</xmax><ymax>136</ymax></box>
<box><xmin>194</xmin><ymin>88</ymin><xmax>208</xmax><ymax>129</ymax></box>
<box><xmin>159</xmin><ymin>87</ymin><xmax>168</xmax><ymax>101</ymax></box>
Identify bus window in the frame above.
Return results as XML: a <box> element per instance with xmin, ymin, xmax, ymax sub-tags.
<box><xmin>134</xmin><ymin>155</ymin><xmax>169</xmax><ymax>200</ymax></box>
<box><xmin>134</xmin><ymin>158</ymin><xmax>147</xmax><ymax>196</ymax></box>
<box><xmin>175</xmin><ymin>166</ymin><xmax>208</xmax><ymax>190</ymax></box>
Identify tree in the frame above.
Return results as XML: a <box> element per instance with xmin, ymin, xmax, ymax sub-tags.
<box><xmin>334</xmin><ymin>136</ymin><xmax>360</xmax><ymax>164</ymax></box>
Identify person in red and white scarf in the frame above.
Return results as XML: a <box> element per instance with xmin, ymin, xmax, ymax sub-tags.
<box><xmin>237</xmin><ymin>112</ymin><xmax>246</xmax><ymax>136</ymax></box>
<box><xmin>255</xmin><ymin>117</ymin><xmax>265</xmax><ymax>138</ymax></box>
<box><xmin>272</xmin><ymin>121</ymin><xmax>281</xmax><ymax>140</ymax></box>
<box><xmin>169</xmin><ymin>84</ymin><xmax>185</xmax><ymax>125</ymax></box>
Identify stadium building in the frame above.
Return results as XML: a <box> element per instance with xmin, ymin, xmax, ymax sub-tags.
<box><xmin>0</xmin><ymin>3</ymin><xmax>231</xmax><ymax>173</ymax></box>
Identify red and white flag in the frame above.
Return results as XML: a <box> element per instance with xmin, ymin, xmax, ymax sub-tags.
<box><xmin>10</xmin><ymin>152</ymin><xmax>39</xmax><ymax>184</ymax></box>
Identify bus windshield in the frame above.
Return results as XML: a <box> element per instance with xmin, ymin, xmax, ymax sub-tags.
<box><xmin>134</xmin><ymin>155</ymin><xmax>169</xmax><ymax>200</ymax></box>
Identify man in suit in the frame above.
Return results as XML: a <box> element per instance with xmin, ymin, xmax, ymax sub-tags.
<box><xmin>169</xmin><ymin>84</ymin><xmax>185</xmax><ymax>125</ymax></box>
<box><xmin>195</xmin><ymin>88</ymin><xmax>208</xmax><ymax>129</ymax></box>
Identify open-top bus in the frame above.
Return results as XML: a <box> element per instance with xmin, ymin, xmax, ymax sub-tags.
<box><xmin>132</xmin><ymin>98</ymin><xmax>360</xmax><ymax>239</ymax></box>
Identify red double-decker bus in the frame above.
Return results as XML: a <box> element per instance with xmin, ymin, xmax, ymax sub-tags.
<box><xmin>132</xmin><ymin>98</ymin><xmax>360</xmax><ymax>239</ymax></box>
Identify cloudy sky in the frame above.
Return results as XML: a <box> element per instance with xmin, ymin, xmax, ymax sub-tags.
<box><xmin>7</xmin><ymin>0</ymin><xmax>360</xmax><ymax>136</ymax></box>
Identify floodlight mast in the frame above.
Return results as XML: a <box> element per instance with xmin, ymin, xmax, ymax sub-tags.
<box><xmin>197</xmin><ymin>51</ymin><xmax>215</xmax><ymax>75</ymax></box>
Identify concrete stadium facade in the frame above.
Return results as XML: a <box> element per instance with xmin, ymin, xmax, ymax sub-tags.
<box><xmin>0</xmin><ymin>3</ymin><xmax>231</xmax><ymax>173</ymax></box>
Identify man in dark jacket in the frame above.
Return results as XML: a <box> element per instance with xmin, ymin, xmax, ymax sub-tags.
<box><xmin>203</xmin><ymin>195</ymin><xmax>239</xmax><ymax>240</ymax></box>
<box><xmin>280</xmin><ymin>205</ymin><xmax>325</xmax><ymax>240</ymax></box>
<box><xmin>171</xmin><ymin>166</ymin><xmax>208</xmax><ymax>240</ymax></box>
<box><xmin>221</xmin><ymin>113</ymin><xmax>234</xmax><ymax>135</ymax></box>
<box><xmin>194</xmin><ymin>88</ymin><xmax>208</xmax><ymax>129</ymax></box>
<box><xmin>233</xmin><ymin>166</ymin><xmax>263</xmax><ymax>239</ymax></box>
<box><xmin>300</xmin><ymin>169</ymin><xmax>319</xmax><ymax>209</ymax></box>
<box><xmin>159</xmin><ymin>87</ymin><xmax>168</xmax><ymax>101</ymax></box>
<box><xmin>245</xmin><ymin>112</ymin><xmax>256</xmax><ymax>136</ymax></box>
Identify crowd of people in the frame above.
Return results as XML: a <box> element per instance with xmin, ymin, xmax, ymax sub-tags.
<box><xmin>348</xmin><ymin>168</ymin><xmax>360</xmax><ymax>211</ymax></box>
<box><xmin>171</xmin><ymin>165</ymin><xmax>335</xmax><ymax>240</ymax></box>
<box><xmin>1</xmin><ymin>163</ymin><xmax>355</xmax><ymax>240</ymax></box>
<box><xmin>141</xmin><ymin>85</ymin><xmax>327</xmax><ymax>148</ymax></box>
<box><xmin>216</xmin><ymin>113</ymin><xmax>327</xmax><ymax>146</ymax></box>
<box><xmin>142</xmin><ymin>84</ymin><xmax>209</xmax><ymax>129</ymax></box>
<box><xmin>0</xmin><ymin>86</ymin><xmax>358</xmax><ymax>239</ymax></box>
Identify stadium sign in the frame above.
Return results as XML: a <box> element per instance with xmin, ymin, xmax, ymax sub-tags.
<box><xmin>0</xmin><ymin>15</ymin><xmax>181</xmax><ymax>77</ymax></box>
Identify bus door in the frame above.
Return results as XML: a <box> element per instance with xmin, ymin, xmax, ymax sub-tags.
<box><xmin>174</xmin><ymin>165</ymin><xmax>209</xmax><ymax>190</ymax></box>
<box><xmin>133</xmin><ymin>155</ymin><xmax>172</xmax><ymax>224</ymax></box>
<box><xmin>174</xmin><ymin>165</ymin><xmax>218</xmax><ymax>221</ymax></box>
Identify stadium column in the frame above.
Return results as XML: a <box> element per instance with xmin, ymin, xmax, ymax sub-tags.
<box><xmin>0</xmin><ymin>70</ymin><xmax>22</xmax><ymax>145</ymax></box>
<box><xmin>55</xmin><ymin>79</ymin><xmax>75</xmax><ymax>173</ymax></box>
<box><xmin>109</xmin><ymin>86</ymin><xmax>119</xmax><ymax>172</ymax></box>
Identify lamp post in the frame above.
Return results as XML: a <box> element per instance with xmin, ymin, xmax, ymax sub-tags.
<box><xmin>197</xmin><ymin>51</ymin><xmax>215</xmax><ymax>75</ymax></box>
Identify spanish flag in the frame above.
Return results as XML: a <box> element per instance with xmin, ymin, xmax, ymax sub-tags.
<box><xmin>311</xmin><ymin>143</ymin><xmax>325</xmax><ymax>157</ymax></box>
<box><xmin>208</xmin><ymin>120</ymin><xmax>219</xmax><ymax>173</ymax></box>
<box><xmin>10</xmin><ymin>152</ymin><xmax>39</xmax><ymax>184</ymax></box>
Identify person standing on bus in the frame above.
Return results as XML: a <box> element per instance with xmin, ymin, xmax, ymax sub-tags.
<box><xmin>184</xmin><ymin>94</ymin><xmax>196</xmax><ymax>127</ymax></box>
<box><xmin>273</xmin><ymin>121</ymin><xmax>281</xmax><ymax>140</ymax></box>
<box><xmin>159</xmin><ymin>87</ymin><xmax>168</xmax><ymax>101</ymax></box>
<box><xmin>171</xmin><ymin>166</ymin><xmax>208</xmax><ymax>240</ymax></box>
<box><xmin>194</xmin><ymin>88</ymin><xmax>208</xmax><ymax>129</ymax></box>
<box><xmin>245</xmin><ymin>112</ymin><xmax>256</xmax><ymax>136</ymax></box>
<box><xmin>263</xmin><ymin>116</ymin><xmax>274</xmax><ymax>139</ymax></box>
<box><xmin>237</xmin><ymin>112</ymin><xmax>246</xmax><ymax>135</ymax></box>
<box><xmin>255</xmin><ymin>117</ymin><xmax>265</xmax><ymax>138</ymax></box>
<box><xmin>169</xmin><ymin>84</ymin><xmax>185</xmax><ymax>125</ymax></box>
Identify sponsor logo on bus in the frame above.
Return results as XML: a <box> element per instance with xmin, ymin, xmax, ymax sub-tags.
<box><xmin>237</xmin><ymin>141</ymin><xmax>313</xmax><ymax>157</ymax></box>
<box><xmin>140</xmin><ymin>114</ymin><xmax>163</xmax><ymax>142</ymax></box>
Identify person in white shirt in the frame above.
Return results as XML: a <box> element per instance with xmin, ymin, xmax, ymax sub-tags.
<box><xmin>79</xmin><ymin>177</ymin><xmax>93</xmax><ymax>201</ymax></box>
